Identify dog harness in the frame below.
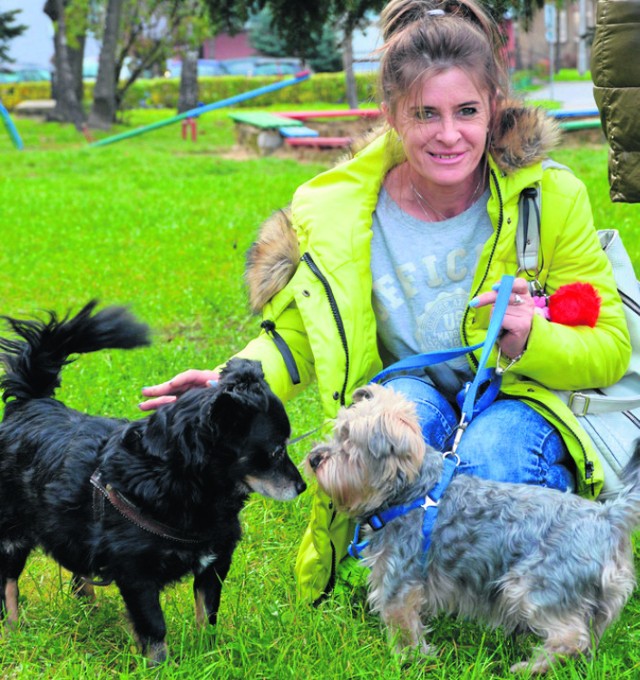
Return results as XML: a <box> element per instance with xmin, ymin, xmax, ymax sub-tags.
<box><xmin>349</xmin><ymin>276</ymin><xmax>514</xmax><ymax>560</ymax></box>
<box><xmin>348</xmin><ymin>453</ymin><xmax>459</xmax><ymax>559</ymax></box>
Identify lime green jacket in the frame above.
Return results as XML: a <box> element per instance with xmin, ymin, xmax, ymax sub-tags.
<box><xmin>236</xmin><ymin>106</ymin><xmax>631</xmax><ymax>602</ymax></box>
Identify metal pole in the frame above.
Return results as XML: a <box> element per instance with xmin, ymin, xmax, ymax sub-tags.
<box><xmin>0</xmin><ymin>100</ymin><xmax>24</xmax><ymax>150</ymax></box>
<box><xmin>89</xmin><ymin>71</ymin><xmax>311</xmax><ymax>149</ymax></box>
<box><xmin>578</xmin><ymin>0</ymin><xmax>588</xmax><ymax>75</ymax></box>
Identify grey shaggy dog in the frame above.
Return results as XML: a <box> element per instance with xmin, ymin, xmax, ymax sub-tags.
<box><xmin>306</xmin><ymin>383</ymin><xmax>640</xmax><ymax>674</ymax></box>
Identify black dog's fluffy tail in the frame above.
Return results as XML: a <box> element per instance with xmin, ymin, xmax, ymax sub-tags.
<box><xmin>0</xmin><ymin>300</ymin><xmax>150</xmax><ymax>402</ymax></box>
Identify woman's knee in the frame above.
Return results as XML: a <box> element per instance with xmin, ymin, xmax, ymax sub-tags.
<box><xmin>382</xmin><ymin>376</ymin><xmax>458</xmax><ymax>451</ymax></box>
<box><xmin>454</xmin><ymin>399</ymin><xmax>575</xmax><ymax>491</ymax></box>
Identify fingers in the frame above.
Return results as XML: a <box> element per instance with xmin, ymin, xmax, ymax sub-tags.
<box><xmin>141</xmin><ymin>369</ymin><xmax>218</xmax><ymax>398</ymax></box>
<box><xmin>139</xmin><ymin>369</ymin><xmax>220</xmax><ymax>412</ymax></box>
<box><xmin>469</xmin><ymin>277</ymin><xmax>531</xmax><ymax>309</ymax></box>
<box><xmin>138</xmin><ymin>395</ymin><xmax>177</xmax><ymax>412</ymax></box>
<box><xmin>468</xmin><ymin>278</ymin><xmax>534</xmax><ymax>359</ymax></box>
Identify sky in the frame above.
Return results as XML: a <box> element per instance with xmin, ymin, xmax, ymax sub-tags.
<box><xmin>5</xmin><ymin>1</ymin><xmax>54</xmax><ymax>67</ymax></box>
<box><xmin>5</xmin><ymin>1</ymin><xmax>100</xmax><ymax>67</ymax></box>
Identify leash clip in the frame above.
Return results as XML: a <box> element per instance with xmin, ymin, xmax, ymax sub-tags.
<box><xmin>420</xmin><ymin>494</ymin><xmax>438</xmax><ymax>511</ymax></box>
<box><xmin>449</xmin><ymin>417</ymin><xmax>468</xmax><ymax>455</ymax></box>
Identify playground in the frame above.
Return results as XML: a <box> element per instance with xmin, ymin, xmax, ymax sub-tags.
<box><xmin>1</xmin><ymin>74</ymin><xmax>639</xmax><ymax>678</ymax></box>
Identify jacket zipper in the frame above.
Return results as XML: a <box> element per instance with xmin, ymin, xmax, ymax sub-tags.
<box><xmin>302</xmin><ymin>252</ymin><xmax>350</xmax><ymax>406</ymax></box>
<box><xmin>521</xmin><ymin>394</ymin><xmax>596</xmax><ymax>496</ymax></box>
<box><xmin>461</xmin><ymin>167</ymin><xmax>504</xmax><ymax>369</ymax></box>
<box><xmin>301</xmin><ymin>252</ymin><xmax>349</xmax><ymax>602</ymax></box>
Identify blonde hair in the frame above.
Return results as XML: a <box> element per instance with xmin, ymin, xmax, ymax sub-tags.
<box><xmin>378</xmin><ymin>0</ymin><xmax>509</xmax><ymax>120</ymax></box>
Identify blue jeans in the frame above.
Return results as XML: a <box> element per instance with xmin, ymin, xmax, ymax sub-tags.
<box><xmin>383</xmin><ymin>375</ymin><xmax>575</xmax><ymax>492</ymax></box>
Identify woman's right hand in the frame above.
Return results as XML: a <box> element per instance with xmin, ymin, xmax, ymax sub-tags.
<box><xmin>138</xmin><ymin>369</ymin><xmax>220</xmax><ymax>411</ymax></box>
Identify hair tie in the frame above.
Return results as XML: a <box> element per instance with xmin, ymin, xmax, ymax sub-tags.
<box><xmin>427</xmin><ymin>9</ymin><xmax>445</xmax><ymax>15</ymax></box>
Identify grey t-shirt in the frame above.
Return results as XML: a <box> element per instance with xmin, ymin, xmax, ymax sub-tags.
<box><xmin>371</xmin><ymin>186</ymin><xmax>492</xmax><ymax>398</ymax></box>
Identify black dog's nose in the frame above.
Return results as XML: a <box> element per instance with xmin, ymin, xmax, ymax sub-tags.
<box><xmin>296</xmin><ymin>479</ymin><xmax>307</xmax><ymax>495</ymax></box>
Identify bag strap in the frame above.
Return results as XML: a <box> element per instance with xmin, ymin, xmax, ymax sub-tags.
<box><xmin>516</xmin><ymin>160</ymin><xmax>571</xmax><ymax>278</ymax></box>
<box><xmin>516</xmin><ymin>186</ymin><xmax>541</xmax><ymax>277</ymax></box>
<box><xmin>567</xmin><ymin>391</ymin><xmax>640</xmax><ymax>416</ymax></box>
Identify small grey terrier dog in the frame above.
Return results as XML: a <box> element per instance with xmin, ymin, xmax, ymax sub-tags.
<box><xmin>306</xmin><ymin>383</ymin><xmax>640</xmax><ymax>674</ymax></box>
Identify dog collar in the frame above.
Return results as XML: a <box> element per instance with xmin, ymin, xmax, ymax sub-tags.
<box><xmin>348</xmin><ymin>453</ymin><xmax>458</xmax><ymax>560</ymax></box>
<box><xmin>90</xmin><ymin>470</ymin><xmax>212</xmax><ymax>544</ymax></box>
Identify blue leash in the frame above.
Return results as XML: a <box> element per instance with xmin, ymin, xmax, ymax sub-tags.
<box><xmin>349</xmin><ymin>275</ymin><xmax>515</xmax><ymax>560</ymax></box>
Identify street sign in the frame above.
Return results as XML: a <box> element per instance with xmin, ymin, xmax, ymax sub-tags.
<box><xmin>545</xmin><ymin>3</ymin><xmax>557</xmax><ymax>43</ymax></box>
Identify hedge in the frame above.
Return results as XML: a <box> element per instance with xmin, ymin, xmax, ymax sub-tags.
<box><xmin>0</xmin><ymin>72</ymin><xmax>380</xmax><ymax>112</ymax></box>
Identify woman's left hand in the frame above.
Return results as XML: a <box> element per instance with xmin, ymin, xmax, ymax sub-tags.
<box><xmin>470</xmin><ymin>277</ymin><xmax>535</xmax><ymax>359</ymax></box>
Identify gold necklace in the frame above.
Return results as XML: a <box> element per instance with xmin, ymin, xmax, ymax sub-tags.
<box><xmin>410</xmin><ymin>172</ymin><xmax>485</xmax><ymax>222</ymax></box>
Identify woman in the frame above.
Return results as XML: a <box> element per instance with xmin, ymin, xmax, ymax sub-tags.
<box><xmin>140</xmin><ymin>0</ymin><xmax>631</xmax><ymax>603</ymax></box>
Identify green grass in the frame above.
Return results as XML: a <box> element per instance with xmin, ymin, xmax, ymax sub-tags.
<box><xmin>0</xmin><ymin>109</ymin><xmax>639</xmax><ymax>678</ymax></box>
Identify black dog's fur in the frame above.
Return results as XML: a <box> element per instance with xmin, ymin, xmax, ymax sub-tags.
<box><xmin>0</xmin><ymin>301</ymin><xmax>305</xmax><ymax>663</ymax></box>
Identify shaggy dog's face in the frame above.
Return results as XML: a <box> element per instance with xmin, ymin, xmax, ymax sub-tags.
<box><xmin>306</xmin><ymin>384</ymin><xmax>425</xmax><ymax>517</ymax></box>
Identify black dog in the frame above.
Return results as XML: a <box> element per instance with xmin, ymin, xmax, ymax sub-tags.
<box><xmin>0</xmin><ymin>301</ymin><xmax>305</xmax><ymax>664</ymax></box>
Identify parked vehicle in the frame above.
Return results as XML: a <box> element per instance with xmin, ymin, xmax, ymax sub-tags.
<box><xmin>219</xmin><ymin>57</ymin><xmax>304</xmax><ymax>76</ymax></box>
<box><xmin>164</xmin><ymin>56</ymin><xmax>305</xmax><ymax>79</ymax></box>
<box><xmin>0</xmin><ymin>64</ymin><xmax>50</xmax><ymax>83</ymax></box>
<box><xmin>164</xmin><ymin>59</ymin><xmax>227</xmax><ymax>79</ymax></box>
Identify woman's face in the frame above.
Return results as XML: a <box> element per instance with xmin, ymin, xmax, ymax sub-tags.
<box><xmin>387</xmin><ymin>67</ymin><xmax>492</xmax><ymax>189</ymax></box>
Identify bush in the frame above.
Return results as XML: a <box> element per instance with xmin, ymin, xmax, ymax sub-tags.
<box><xmin>1</xmin><ymin>72</ymin><xmax>380</xmax><ymax>112</ymax></box>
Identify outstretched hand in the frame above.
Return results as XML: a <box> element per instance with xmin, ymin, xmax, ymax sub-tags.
<box><xmin>139</xmin><ymin>369</ymin><xmax>219</xmax><ymax>411</ymax></box>
<box><xmin>470</xmin><ymin>277</ymin><xmax>535</xmax><ymax>359</ymax></box>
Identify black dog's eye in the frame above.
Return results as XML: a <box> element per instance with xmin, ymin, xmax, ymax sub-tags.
<box><xmin>270</xmin><ymin>445</ymin><xmax>286</xmax><ymax>460</ymax></box>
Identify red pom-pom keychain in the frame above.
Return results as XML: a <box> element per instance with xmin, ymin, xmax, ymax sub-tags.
<box><xmin>533</xmin><ymin>282</ymin><xmax>601</xmax><ymax>327</ymax></box>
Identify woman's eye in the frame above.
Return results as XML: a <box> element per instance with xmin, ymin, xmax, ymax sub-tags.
<box><xmin>460</xmin><ymin>106</ymin><xmax>478</xmax><ymax>116</ymax></box>
<box><xmin>414</xmin><ymin>108</ymin><xmax>433</xmax><ymax>121</ymax></box>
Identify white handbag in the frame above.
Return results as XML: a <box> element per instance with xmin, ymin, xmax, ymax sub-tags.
<box><xmin>518</xmin><ymin>186</ymin><xmax>640</xmax><ymax>497</ymax></box>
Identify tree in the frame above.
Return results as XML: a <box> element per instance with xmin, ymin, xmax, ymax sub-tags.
<box><xmin>88</xmin><ymin>0</ymin><xmax>124</xmax><ymax>129</ymax></box>
<box><xmin>44</xmin><ymin>0</ymin><xmax>86</xmax><ymax>129</ymax></box>
<box><xmin>248</xmin><ymin>8</ymin><xmax>342</xmax><ymax>73</ymax></box>
<box><xmin>171</xmin><ymin>1</ymin><xmax>213</xmax><ymax>114</ymax></box>
<box><xmin>0</xmin><ymin>8</ymin><xmax>27</xmax><ymax>64</ymax></box>
<box><xmin>204</xmin><ymin>0</ymin><xmax>386</xmax><ymax>107</ymax></box>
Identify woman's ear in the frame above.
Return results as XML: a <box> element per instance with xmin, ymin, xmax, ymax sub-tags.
<box><xmin>381</xmin><ymin>101</ymin><xmax>395</xmax><ymax>130</ymax></box>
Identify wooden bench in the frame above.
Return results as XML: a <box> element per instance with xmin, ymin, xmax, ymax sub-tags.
<box><xmin>284</xmin><ymin>136</ymin><xmax>352</xmax><ymax>148</ymax></box>
<box><xmin>277</xmin><ymin>109</ymin><xmax>382</xmax><ymax>120</ymax></box>
<box><xmin>228</xmin><ymin>111</ymin><xmax>304</xmax><ymax>129</ymax></box>
<box><xmin>278</xmin><ymin>125</ymin><xmax>319</xmax><ymax>138</ymax></box>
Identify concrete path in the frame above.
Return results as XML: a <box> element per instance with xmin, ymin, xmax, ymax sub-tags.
<box><xmin>523</xmin><ymin>80</ymin><xmax>598</xmax><ymax>113</ymax></box>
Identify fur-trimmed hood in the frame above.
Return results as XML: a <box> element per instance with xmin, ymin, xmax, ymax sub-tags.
<box><xmin>246</xmin><ymin>103</ymin><xmax>559</xmax><ymax>313</ymax></box>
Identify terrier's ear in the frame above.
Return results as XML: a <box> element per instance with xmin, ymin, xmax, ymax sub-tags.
<box><xmin>352</xmin><ymin>386</ymin><xmax>375</xmax><ymax>403</ymax></box>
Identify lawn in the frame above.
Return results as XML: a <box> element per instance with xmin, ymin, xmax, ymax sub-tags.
<box><xmin>0</xmin><ymin>108</ymin><xmax>639</xmax><ymax>679</ymax></box>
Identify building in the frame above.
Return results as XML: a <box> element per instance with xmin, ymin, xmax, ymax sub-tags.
<box><xmin>515</xmin><ymin>1</ymin><xmax>596</xmax><ymax>72</ymax></box>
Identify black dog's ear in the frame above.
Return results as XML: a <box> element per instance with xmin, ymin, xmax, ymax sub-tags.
<box><xmin>207</xmin><ymin>391</ymin><xmax>256</xmax><ymax>439</ymax></box>
<box><xmin>218</xmin><ymin>358</ymin><xmax>266</xmax><ymax>390</ymax></box>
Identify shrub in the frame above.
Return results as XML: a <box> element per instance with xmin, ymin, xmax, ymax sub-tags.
<box><xmin>1</xmin><ymin>72</ymin><xmax>380</xmax><ymax>112</ymax></box>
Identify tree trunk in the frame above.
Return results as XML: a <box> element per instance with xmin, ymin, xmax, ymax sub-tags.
<box><xmin>68</xmin><ymin>34</ymin><xmax>85</xmax><ymax>105</ymax></box>
<box><xmin>44</xmin><ymin>0</ymin><xmax>85</xmax><ymax>129</ymax></box>
<box><xmin>342</xmin><ymin>27</ymin><xmax>358</xmax><ymax>109</ymax></box>
<box><xmin>88</xmin><ymin>0</ymin><xmax>124</xmax><ymax>129</ymax></box>
<box><xmin>177</xmin><ymin>49</ymin><xmax>199</xmax><ymax>113</ymax></box>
